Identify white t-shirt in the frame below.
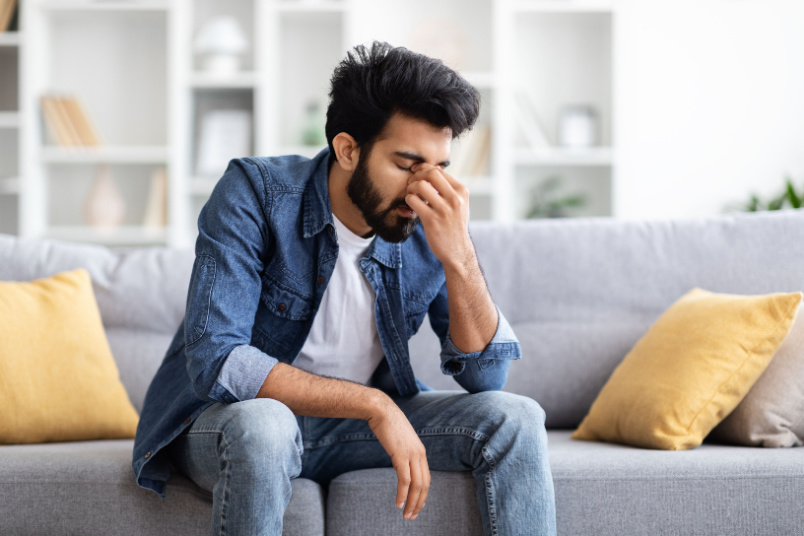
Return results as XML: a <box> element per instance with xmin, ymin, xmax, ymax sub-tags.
<box><xmin>292</xmin><ymin>214</ymin><xmax>385</xmax><ymax>385</ymax></box>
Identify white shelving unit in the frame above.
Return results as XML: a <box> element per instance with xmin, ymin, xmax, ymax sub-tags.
<box><xmin>499</xmin><ymin>0</ymin><xmax>616</xmax><ymax>220</ymax></box>
<box><xmin>2</xmin><ymin>0</ymin><xmax>617</xmax><ymax>248</ymax></box>
<box><xmin>0</xmin><ymin>2</ymin><xmax>21</xmax><ymax>237</ymax></box>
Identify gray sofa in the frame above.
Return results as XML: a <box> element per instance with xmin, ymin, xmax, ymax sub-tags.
<box><xmin>2</xmin><ymin>210</ymin><xmax>804</xmax><ymax>535</ymax></box>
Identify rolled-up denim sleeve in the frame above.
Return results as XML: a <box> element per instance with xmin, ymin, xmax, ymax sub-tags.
<box><xmin>183</xmin><ymin>158</ymin><xmax>279</xmax><ymax>404</ymax></box>
<box><xmin>427</xmin><ymin>281</ymin><xmax>521</xmax><ymax>393</ymax></box>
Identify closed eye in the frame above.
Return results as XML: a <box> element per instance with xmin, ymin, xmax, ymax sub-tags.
<box><xmin>396</xmin><ymin>164</ymin><xmax>414</xmax><ymax>172</ymax></box>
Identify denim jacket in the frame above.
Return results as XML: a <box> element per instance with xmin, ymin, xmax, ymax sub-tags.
<box><xmin>132</xmin><ymin>148</ymin><xmax>521</xmax><ymax>498</ymax></box>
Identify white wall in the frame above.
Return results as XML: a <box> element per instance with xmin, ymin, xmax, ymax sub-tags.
<box><xmin>615</xmin><ymin>0</ymin><xmax>804</xmax><ymax>219</ymax></box>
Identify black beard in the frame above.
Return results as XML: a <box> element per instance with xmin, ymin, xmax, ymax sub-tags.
<box><xmin>346</xmin><ymin>152</ymin><xmax>420</xmax><ymax>243</ymax></box>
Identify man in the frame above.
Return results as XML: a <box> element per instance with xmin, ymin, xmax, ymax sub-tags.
<box><xmin>133</xmin><ymin>41</ymin><xmax>556</xmax><ymax>536</ymax></box>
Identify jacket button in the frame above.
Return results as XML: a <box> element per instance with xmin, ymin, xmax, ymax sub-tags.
<box><xmin>184</xmin><ymin>417</ymin><xmax>191</xmax><ymax>424</ymax></box>
<box><xmin>327</xmin><ymin>224</ymin><xmax>334</xmax><ymax>233</ymax></box>
<box><xmin>144</xmin><ymin>452</ymin><xmax>151</xmax><ymax>459</ymax></box>
<box><xmin>277</xmin><ymin>303</ymin><xmax>287</xmax><ymax>312</ymax></box>
<box><xmin>317</xmin><ymin>276</ymin><xmax>324</xmax><ymax>285</ymax></box>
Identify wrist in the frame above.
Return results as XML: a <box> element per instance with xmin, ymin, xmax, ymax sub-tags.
<box><xmin>441</xmin><ymin>241</ymin><xmax>478</xmax><ymax>277</ymax></box>
<box><xmin>361</xmin><ymin>388</ymin><xmax>394</xmax><ymax>421</ymax></box>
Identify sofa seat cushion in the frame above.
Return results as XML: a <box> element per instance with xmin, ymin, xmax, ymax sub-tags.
<box><xmin>0</xmin><ymin>440</ymin><xmax>325</xmax><ymax>536</ymax></box>
<box><xmin>550</xmin><ymin>430</ymin><xmax>804</xmax><ymax>535</ymax></box>
<box><xmin>327</xmin><ymin>468</ymin><xmax>483</xmax><ymax>536</ymax></box>
<box><xmin>326</xmin><ymin>431</ymin><xmax>804</xmax><ymax>536</ymax></box>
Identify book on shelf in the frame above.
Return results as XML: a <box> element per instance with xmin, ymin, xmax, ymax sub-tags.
<box><xmin>451</xmin><ymin>124</ymin><xmax>492</xmax><ymax>179</ymax></box>
<box><xmin>142</xmin><ymin>166</ymin><xmax>168</xmax><ymax>229</ymax></box>
<box><xmin>0</xmin><ymin>0</ymin><xmax>18</xmax><ymax>33</ymax></box>
<box><xmin>40</xmin><ymin>94</ymin><xmax>102</xmax><ymax>147</ymax></box>
<box><xmin>514</xmin><ymin>89</ymin><xmax>551</xmax><ymax>149</ymax></box>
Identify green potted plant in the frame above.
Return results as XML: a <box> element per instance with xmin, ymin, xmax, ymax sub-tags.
<box><xmin>525</xmin><ymin>175</ymin><xmax>587</xmax><ymax>219</ymax></box>
<box><xmin>729</xmin><ymin>176</ymin><xmax>803</xmax><ymax>212</ymax></box>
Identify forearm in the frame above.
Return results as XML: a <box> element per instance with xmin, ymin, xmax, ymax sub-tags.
<box><xmin>256</xmin><ymin>362</ymin><xmax>390</xmax><ymax>420</ymax></box>
<box><xmin>442</xmin><ymin>245</ymin><xmax>498</xmax><ymax>354</ymax></box>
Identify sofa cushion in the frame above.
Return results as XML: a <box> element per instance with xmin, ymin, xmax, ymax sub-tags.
<box><xmin>327</xmin><ymin>468</ymin><xmax>483</xmax><ymax>536</ymax></box>
<box><xmin>549</xmin><ymin>430</ymin><xmax>804</xmax><ymax>536</ymax></box>
<box><xmin>710</xmin><ymin>307</ymin><xmax>804</xmax><ymax>447</ymax></box>
<box><xmin>572</xmin><ymin>288</ymin><xmax>802</xmax><ymax>450</ymax></box>
<box><xmin>325</xmin><ymin>431</ymin><xmax>804</xmax><ymax>536</ymax></box>
<box><xmin>0</xmin><ymin>268</ymin><xmax>140</xmax><ymax>444</ymax></box>
<box><xmin>0</xmin><ymin>440</ymin><xmax>325</xmax><ymax>536</ymax></box>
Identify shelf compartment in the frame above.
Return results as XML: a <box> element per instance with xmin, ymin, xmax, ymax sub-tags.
<box><xmin>514</xmin><ymin>147</ymin><xmax>613</xmax><ymax>166</ymax></box>
<box><xmin>513</xmin><ymin>11</ymin><xmax>613</xmax><ymax>148</ymax></box>
<box><xmin>516</xmin><ymin>166</ymin><xmax>612</xmax><ymax>218</ymax></box>
<box><xmin>46</xmin><ymin>164</ymin><xmax>169</xmax><ymax>238</ymax></box>
<box><xmin>41</xmin><ymin>145</ymin><xmax>170</xmax><ymax>163</ymax></box>
<box><xmin>0</xmin><ymin>47</ymin><xmax>18</xmax><ymax>111</ymax></box>
<box><xmin>45</xmin><ymin>10</ymin><xmax>167</xmax><ymax>146</ymax></box>
<box><xmin>192</xmin><ymin>88</ymin><xmax>254</xmax><ymax>177</ymax></box>
<box><xmin>191</xmin><ymin>0</ymin><xmax>256</xmax><ymax>73</ymax></box>
<box><xmin>0</xmin><ymin>195</ymin><xmax>18</xmax><ymax>234</ymax></box>
<box><xmin>276</xmin><ymin>10</ymin><xmax>343</xmax><ymax>148</ymax></box>
<box><xmin>0</xmin><ymin>129</ymin><xmax>18</xmax><ymax>179</ymax></box>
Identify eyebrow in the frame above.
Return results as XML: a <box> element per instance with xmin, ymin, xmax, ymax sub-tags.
<box><xmin>394</xmin><ymin>151</ymin><xmax>450</xmax><ymax>168</ymax></box>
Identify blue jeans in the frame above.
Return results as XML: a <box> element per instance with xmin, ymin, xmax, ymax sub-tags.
<box><xmin>167</xmin><ymin>390</ymin><xmax>556</xmax><ymax>536</ymax></box>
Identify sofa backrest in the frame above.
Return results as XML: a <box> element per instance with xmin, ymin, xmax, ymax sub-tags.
<box><xmin>2</xmin><ymin>210</ymin><xmax>802</xmax><ymax>427</ymax></box>
<box><xmin>0</xmin><ymin>235</ymin><xmax>194</xmax><ymax>413</ymax></box>
<box><xmin>410</xmin><ymin>210</ymin><xmax>804</xmax><ymax>428</ymax></box>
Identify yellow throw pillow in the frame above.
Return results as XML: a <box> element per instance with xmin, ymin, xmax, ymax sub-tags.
<box><xmin>572</xmin><ymin>288</ymin><xmax>802</xmax><ymax>450</ymax></box>
<box><xmin>0</xmin><ymin>268</ymin><xmax>139</xmax><ymax>444</ymax></box>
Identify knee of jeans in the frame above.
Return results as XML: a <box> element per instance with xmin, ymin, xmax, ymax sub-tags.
<box><xmin>221</xmin><ymin>398</ymin><xmax>301</xmax><ymax>458</ymax></box>
<box><xmin>472</xmin><ymin>391</ymin><xmax>547</xmax><ymax>432</ymax></box>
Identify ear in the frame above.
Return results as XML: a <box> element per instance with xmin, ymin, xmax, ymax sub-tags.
<box><xmin>332</xmin><ymin>132</ymin><xmax>360</xmax><ymax>172</ymax></box>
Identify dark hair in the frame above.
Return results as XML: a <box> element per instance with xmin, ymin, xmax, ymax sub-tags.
<box><xmin>326</xmin><ymin>41</ymin><xmax>481</xmax><ymax>160</ymax></box>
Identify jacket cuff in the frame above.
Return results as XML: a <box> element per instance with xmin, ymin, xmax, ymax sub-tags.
<box><xmin>439</xmin><ymin>307</ymin><xmax>521</xmax><ymax>376</ymax></box>
<box><xmin>214</xmin><ymin>344</ymin><xmax>279</xmax><ymax>402</ymax></box>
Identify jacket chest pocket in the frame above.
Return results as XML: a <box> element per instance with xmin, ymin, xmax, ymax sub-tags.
<box><xmin>254</xmin><ymin>283</ymin><xmax>314</xmax><ymax>355</ymax></box>
<box><xmin>260</xmin><ymin>283</ymin><xmax>314</xmax><ymax>321</ymax></box>
<box><xmin>403</xmin><ymin>298</ymin><xmax>430</xmax><ymax>338</ymax></box>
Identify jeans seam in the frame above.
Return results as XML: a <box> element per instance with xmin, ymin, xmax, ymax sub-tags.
<box><xmin>305</xmin><ymin>432</ymin><xmax>378</xmax><ymax>449</ymax></box>
<box><xmin>482</xmin><ymin>445</ymin><xmax>499</xmax><ymax>536</ymax></box>
<box><xmin>414</xmin><ymin>426</ymin><xmax>489</xmax><ymax>442</ymax></box>
<box><xmin>218</xmin><ymin>434</ymin><xmax>232</xmax><ymax>536</ymax></box>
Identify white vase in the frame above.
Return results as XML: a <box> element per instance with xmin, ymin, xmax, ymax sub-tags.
<box><xmin>202</xmin><ymin>53</ymin><xmax>242</xmax><ymax>75</ymax></box>
<box><xmin>84</xmin><ymin>164</ymin><xmax>126</xmax><ymax>228</ymax></box>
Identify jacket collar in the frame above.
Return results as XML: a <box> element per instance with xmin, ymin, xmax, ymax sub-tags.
<box><xmin>302</xmin><ymin>148</ymin><xmax>402</xmax><ymax>269</ymax></box>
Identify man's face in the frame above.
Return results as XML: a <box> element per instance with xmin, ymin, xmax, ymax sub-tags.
<box><xmin>347</xmin><ymin>113</ymin><xmax>452</xmax><ymax>243</ymax></box>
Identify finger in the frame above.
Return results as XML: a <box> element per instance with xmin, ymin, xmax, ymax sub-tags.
<box><xmin>412</xmin><ymin>455</ymin><xmax>430</xmax><ymax>519</ymax></box>
<box><xmin>405</xmin><ymin>191</ymin><xmax>431</xmax><ymax>217</ymax></box>
<box><xmin>409</xmin><ymin>167</ymin><xmax>458</xmax><ymax>203</ymax></box>
<box><xmin>394</xmin><ymin>458</ymin><xmax>411</xmax><ymax>511</ymax></box>
<box><xmin>404</xmin><ymin>459</ymin><xmax>423</xmax><ymax>520</ymax></box>
<box><xmin>407</xmin><ymin>179</ymin><xmax>447</xmax><ymax>210</ymax></box>
<box><xmin>437</xmin><ymin>167</ymin><xmax>463</xmax><ymax>190</ymax></box>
